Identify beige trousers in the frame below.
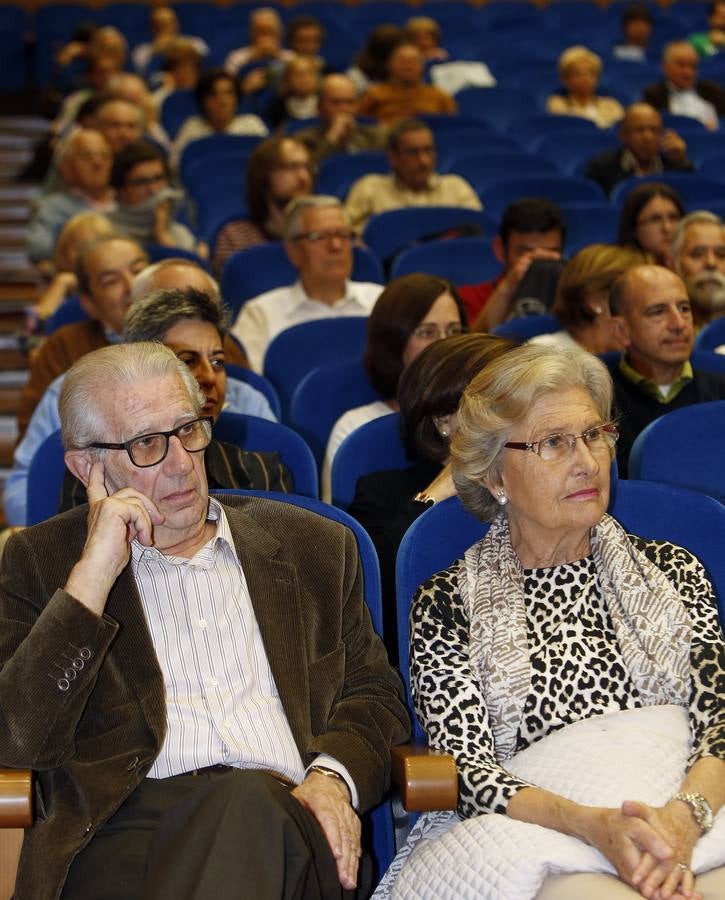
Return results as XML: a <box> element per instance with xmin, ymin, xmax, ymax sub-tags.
<box><xmin>536</xmin><ymin>867</ymin><xmax>725</xmax><ymax>899</ymax></box>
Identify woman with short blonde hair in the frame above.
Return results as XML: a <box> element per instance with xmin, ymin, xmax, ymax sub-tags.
<box><xmin>547</xmin><ymin>45</ymin><xmax>624</xmax><ymax>128</ymax></box>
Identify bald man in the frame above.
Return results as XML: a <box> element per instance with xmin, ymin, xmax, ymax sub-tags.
<box><xmin>296</xmin><ymin>74</ymin><xmax>387</xmax><ymax>163</ymax></box>
<box><xmin>608</xmin><ymin>264</ymin><xmax>725</xmax><ymax>474</ymax></box>
<box><xmin>643</xmin><ymin>40</ymin><xmax>725</xmax><ymax>128</ymax></box>
<box><xmin>583</xmin><ymin>103</ymin><xmax>693</xmax><ymax>195</ymax></box>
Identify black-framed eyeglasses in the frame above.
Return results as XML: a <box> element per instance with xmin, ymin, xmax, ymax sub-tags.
<box><xmin>504</xmin><ymin>422</ymin><xmax>619</xmax><ymax>463</ymax></box>
<box><xmin>89</xmin><ymin>417</ymin><xmax>213</xmax><ymax>468</ymax></box>
<box><xmin>412</xmin><ymin>323</ymin><xmax>468</xmax><ymax>340</ymax></box>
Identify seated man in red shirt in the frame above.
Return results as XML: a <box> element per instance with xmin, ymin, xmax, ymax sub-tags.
<box><xmin>458</xmin><ymin>198</ymin><xmax>565</xmax><ymax>332</ymax></box>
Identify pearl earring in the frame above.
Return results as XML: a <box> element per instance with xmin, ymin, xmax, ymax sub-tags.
<box><xmin>439</xmin><ymin>428</ymin><xmax>449</xmax><ymax>438</ymax></box>
<box><xmin>496</xmin><ymin>490</ymin><xmax>508</xmax><ymax>506</ymax></box>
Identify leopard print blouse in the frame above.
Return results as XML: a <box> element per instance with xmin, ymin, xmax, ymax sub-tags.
<box><xmin>410</xmin><ymin>537</ymin><xmax>725</xmax><ymax>820</ymax></box>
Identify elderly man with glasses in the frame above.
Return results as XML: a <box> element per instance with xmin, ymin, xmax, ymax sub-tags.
<box><xmin>231</xmin><ymin>195</ymin><xmax>384</xmax><ymax>372</ymax></box>
<box><xmin>0</xmin><ymin>340</ymin><xmax>408</xmax><ymax>900</ymax></box>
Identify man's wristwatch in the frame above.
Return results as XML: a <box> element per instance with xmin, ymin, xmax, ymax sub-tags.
<box><xmin>671</xmin><ymin>792</ymin><xmax>714</xmax><ymax>833</ymax></box>
<box><xmin>309</xmin><ymin>765</ymin><xmax>351</xmax><ymax>801</ymax></box>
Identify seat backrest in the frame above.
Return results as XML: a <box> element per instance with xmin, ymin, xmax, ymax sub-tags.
<box><xmin>505</xmin><ymin>114</ymin><xmax>598</xmax><ymax>150</ymax></box>
<box><xmin>446</xmin><ymin>151</ymin><xmax>558</xmax><ymax>192</ymax></box>
<box><xmin>362</xmin><ymin>206</ymin><xmax>496</xmax><ymax>267</ymax></box>
<box><xmin>492</xmin><ymin>313</ymin><xmax>561</xmax><ymax>342</ymax></box>
<box><xmin>627</xmin><ymin>400</ymin><xmax>725</xmax><ymax>503</ymax></box>
<box><xmin>289</xmin><ymin>359</ymin><xmax>380</xmax><ymax>466</ymax></box>
<box><xmin>316</xmin><ymin>152</ymin><xmax>390</xmax><ymax>199</ymax></box>
<box><xmin>331</xmin><ymin>412</ymin><xmax>409</xmax><ymax>510</ymax></box>
<box><xmin>694</xmin><ymin>319</ymin><xmax>725</xmax><ymax>353</ymax></box>
<box><xmin>179</xmin><ymin>134</ymin><xmax>263</xmax><ymax>187</ymax></box>
<box><xmin>481</xmin><ymin>174</ymin><xmax>605</xmax><ymax>219</ymax></box>
<box><xmin>390</xmin><ymin>236</ymin><xmax>500</xmax><ymax>283</ymax></box>
<box><xmin>160</xmin><ymin>89</ymin><xmax>199</xmax><ymax>140</ymax></box>
<box><xmin>225</xmin><ymin>364</ymin><xmax>281</xmax><ymax>421</ymax></box>
<box><xmin>213</xmin><ymin>412</ymin><xmax>319</xmax><ymax>498</ymax></box>
<box><xmin>610</xmin><ymin>173</ymin><xmax>725</xmax><ymax>208</ymax></box>
<box><xmin>263</xmin><ymin>317</ymin><xmax>369</xmax><ymax>421</ymax></box>
<box><xmin>44</xmin><ymin>295</ymin><xmax>88</xmax><ymax>336</ymax></box>
<box><xmin>395</xmin><ymin>481</ymin><xmax>725</xmax><ymax>728</ymax></box>
<box><xmin>454</xmin><ymin>86</ymin><xmax>538</xmax><ymax>127</ymax></box>
<box><xmin>27</xmin><ymin>429</ymin><xmax>66</xmax><ymax>526</ymax></box>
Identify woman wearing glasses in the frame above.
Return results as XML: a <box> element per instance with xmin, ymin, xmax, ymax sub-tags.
<box><xmin>618</xmin><ymin>182</ymin><xmax>686</xmax><ymax>270</ymax></box>
<box><xmin>321</xmin><ymin>273</ymin><xmax>467</xmax><ymax>501</ymax></box>
<box><xmin>383</xmin><ymin>344</ymin><xmax>725</xmax><ymax>899</ymax></box>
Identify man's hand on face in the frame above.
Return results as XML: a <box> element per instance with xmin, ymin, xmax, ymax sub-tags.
<box><xmin>326</xmin><ymin>113</ymin><xmax>355</xmax><ymax>146</ymax></box>
<box><xmin>660</xmin><ymin>130</ymin><xmax>687</xmax><ymax>163</ymax></box>
<box><xmin>64</xmin><ymin>462</ymin><xmax>164</xmax><ymax>615</ymax></box>
<box><xmin>292</xmin><ymin>771</ymin><xmax>361</xmax><ymax>890</ymax></box>
<box><xmin>502</xmin><ymin>247</ymin><xmax>562</xmax><ymax>298</ymax></box>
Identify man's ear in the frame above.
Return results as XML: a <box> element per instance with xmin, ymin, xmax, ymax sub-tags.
<box><xmin>284</xmin><ymin>239</ymin><xmax>302</xmax><ymax>268</ymax></box>
<box><xmin>78</xmin><ymin>292</ymin><xmax>97</xmax><ymax>320</ymax></box>
<box><xmin>64</xmin><ymin>449</ymin><xmax>94</xmax><ymax>487</ymax></box>
<box><xmin>492</xmin><ymin>235</ymin><xmax>506</xmax><ymax>265</ymax></box>
<box><xmin>610</xmin><ymin>314</ymin><xmax>631</xmax><ymax>348</ymax></box>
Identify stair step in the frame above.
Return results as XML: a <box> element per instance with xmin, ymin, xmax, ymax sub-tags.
<box><xmin>0</xmin><ymin>389</ymin><xmax>21</xmax><ymax>415</ymax></box>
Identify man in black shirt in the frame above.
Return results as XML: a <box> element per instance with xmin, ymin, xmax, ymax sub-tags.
<box><xmin>608</xmin><ymin>264</ymin><xmax>725</xmax><ymax>475</ymax></box>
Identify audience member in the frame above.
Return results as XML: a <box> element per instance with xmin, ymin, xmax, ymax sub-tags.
<box><xmin>673</xmin><ymin>211</ymin><xmax>725</xmax><ymax>328</ymax></box>
<box><xmin>212</xmin><ymin>136</ymin><xmax>314</xmax><ymax>275</ymax></box>
<box><xmin>346</xmin><ymin>24</ymin><xmax>403</xmax><ymax>96</ymax></box>
<box><xmin>617</xmin><ymin>181</ymin><xmax>685</xmax><ymax>268</ymax></box>
<box><xmin>546</xmin><ymin>46</ymin><xmax>625</xmax><ymax>129</ymax></box>
<box><xmin>609</xmin><ymin>264</ymin><xmax>725</xmax><ymax>474</ymax></box>
<box><xmin>689</xmin><ymin>0</ymin><xmax>725</xmax><ymax>57</ymax></box>
<box><xmin>532</xmin><ymin>243</ymin><xmax>646</xmax><ymax>354</ymax></box>
<box><xmin>345</xmin><ymin>118</ymin><xmax>480</xmax><ymax>234</ymax></box>
<box><xmin>172</xmin><ymin>69</ymin><xmax>268</xmax><ymax>170</ymax></box>
<box><xmin>584</xmin><ymin>102</ymin><xmax>693</xmax><ymax>196</ymax></box>
<box><xmin>109</xmin><ymin>141</ymin><xmax>200</xmax><ymax>255</ymax></box>
<box><xmin>151</xmin><ymin>38</ymin><xmax>203</xmax><ymax>111</ymax></box>
<box><xmin>644</xmin><ymin>40</ymin><xmax>725</xmax><ymax>129</ymax></box>
<box><xmin>0</xmin><ymin>340</ymin><xmax>409</xmax><ymax>899</ymax></box>
<box><xmin>232</xmin><ymin>196</ymin><xmax>382</xmax><ymax>373</ymax></box>
<box><xmin>58</xmin><ymin>287</ymin><xmax>293</xmax><ymax>512</ymax></box>
<box><xmin>357</xmin><ymin>42</ymin><xmax>456</xmax><ymax>126</ymax></box>
<box><xmin>5</xmin><ymin>259</ymin><xmax>260</xmax><ymax>526</ymax></box>
<box><xmin>322</xmin><ymin>273</ymin><xmax>467</xmax><ymax>500</ymax></box>
<box><xmin>458</xmin><ymin>198</ymin><xmax>566</xmax><ymax>331</ymax></box>
<box><xmin>264</xmin><ymin>56</ymin><xmax>319</xmax><ymax>129</ymax></box>
<box><xmin>296</xmin><ymin>74</ymin><xmax>387</xmax><ymax>164</ymax></box>
<box><xmin>93</xmin><ymin>97</ymin><xmax>147</xmax><ymax>155</ymax></box>
<box><xmin>404</xmin><ymin>17</ymin><xmax>448</xmax><ymax>62</ymax></box>
<box><xmin>18</xmin><ymin>236</ymin><xmax>149</xmax><ymax>438</ymax></box>
<box><xmin>27</xmin><ymin>129</ymin><xmax>115</xmax><ymax>270</ymax></box>
<box><xmin>348</xmin><ymin>333</ymin><xmax>515</xmax><ymax>652</ymax></box>
<box><xmin>613</xmin><ymin>3</ymin><xmax>654</xmax><ymax>61</ymax></box>
<box><xmin>132</xmin><ymin>6</ymin><xmax>208</xmax><ymax>77</ymax></box>
<box><xmin>286</xmin><ymin>15</ymin><xmax>325</xmax><ymax>69</ymax></box>
<box><xmin>29</xmin><ymin>211</ymin><xmax>116</xmax><ymax>327</ymax></box>
<box><xmin>224</xmin><ymin>6</ymin><xmax>294</xmax><ymax>92</ymax></box>
<box><xmin>106</xmin><ymin>72</ymin><xmax>171</xmax><ymax>151</ymax></box>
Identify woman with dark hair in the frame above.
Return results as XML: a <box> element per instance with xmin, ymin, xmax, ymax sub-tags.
<box><xmin>618</xmin><ymin>181</ymin><xmax>686</xmax><ymax>268</ymax></box>
<box><xmin>171</xmin><ymin>67</ymin><xmax>268</xmax><ymax>169</ymax></box>
<box><xmin>346</xmin><ymin>23</ymin><xmax>404</xmax><ymax>94</ymax></box>
<box><xmin>212</xmin><ymin>135</ymin><xmax>314</xmax><ymax>275</ymax></box>
<box><xmin>322</xmin><ymin>273</ymin><xmax>467</xmax><ymax>499</ymax></box>
<box><xmin>348</xmin><ymin>333</ymin><xmax>515</xmax><ymax>654</ymax></box>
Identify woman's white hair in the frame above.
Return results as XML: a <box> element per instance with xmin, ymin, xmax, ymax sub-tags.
<box><xmin>450</xmin><ymin>344</ymin><xmax>613</xmax><ymax>522</ymax></box>
<box><xmin>59</xmin><ymin>342</ymin><xmax>203</xmax><ymax>449</ymax></box>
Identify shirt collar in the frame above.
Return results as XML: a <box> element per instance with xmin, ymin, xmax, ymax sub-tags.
<box><xmin>131</xmin><ymin>496</ymin><xmax>235</xmax><ymax>567</ymax></box>
<box><xmin>290</xmin><ymin>278</ymin><xmax>364</xmax><ymax>308</ymax></box>
<box><xmin>619</xmin><ymin>354</ymin><xmax>693</xmax><ymax>402</ymax></box>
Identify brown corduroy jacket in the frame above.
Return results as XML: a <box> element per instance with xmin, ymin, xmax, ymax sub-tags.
<box><xmin>0</xmin><ymin>494</ymin><xmax>410</xmax><ymax>900</ymax></box>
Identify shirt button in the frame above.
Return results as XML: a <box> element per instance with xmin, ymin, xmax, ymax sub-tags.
<box><xmin>223</xmin><ymin>720</ymin><xmax>231</xmax><ymax>729</ymax></box>
<box><xmin>209</xmin><ymin>677</ymin><xmax>218</xmax><ymax>686</ymax></box>
<box><xmin>198</xmin><ymin>619</ymin><xmax>207</xmax><ymax>629</ymax></box>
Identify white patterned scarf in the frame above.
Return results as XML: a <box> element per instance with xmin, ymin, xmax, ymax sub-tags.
<box><xmin>458</xmin><ymin>512</ymin><xmax>692</xmax><ymax>761</ymax></box>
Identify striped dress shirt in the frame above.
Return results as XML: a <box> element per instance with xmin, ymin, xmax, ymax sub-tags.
<box><xmin>130</xmin><ymin>498</ymin><xmax>356</xmax><ymax>803</ymax></box>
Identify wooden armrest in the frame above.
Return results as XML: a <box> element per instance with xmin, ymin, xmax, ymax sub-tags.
<box><xmin>391</xmin><ymin>743</ymin><xmax>457</xmax><ymax>812</ymax></box>
<box><xmin>0</xmin><ymin>770</ymin><xmax>32</xmax><ymax>828</ymax></box>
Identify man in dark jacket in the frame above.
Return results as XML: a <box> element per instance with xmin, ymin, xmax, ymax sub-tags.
<box><xmin>643</xmin><ymin>40</ymin><xmax>725</xmax><ymax>128</ymax></box>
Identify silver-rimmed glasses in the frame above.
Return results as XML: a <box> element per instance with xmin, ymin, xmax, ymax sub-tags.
<box><xmin>504</xmin><ymin>422</ymin><xmax>619</xmax><ymax>463</ymax></box>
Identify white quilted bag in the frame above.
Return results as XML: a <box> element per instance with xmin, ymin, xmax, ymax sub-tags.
<box><xmin>383</xmin><ymin>705</ymin><xmax>725</xmax><ymax>900</ymax></box>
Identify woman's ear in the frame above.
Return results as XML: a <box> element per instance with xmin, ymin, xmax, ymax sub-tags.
<box><xmin>432</xmin><ymin>414</ymin><xmax>454</xmax><ymax>438</ymax></box>
<box><xmin>64</xmin><ymin>449</ymin><xmax>94</xmax><ymax>488</ymax></box>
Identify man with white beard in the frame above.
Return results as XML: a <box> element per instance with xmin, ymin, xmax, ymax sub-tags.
<box><xmin>673</xmin><ymin>211</ymin><xmax>725</xmax><ymax>330</ymax></box>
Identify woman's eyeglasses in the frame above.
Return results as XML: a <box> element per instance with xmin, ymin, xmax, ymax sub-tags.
<box><xmin>412</xmin><ymin>323</ymin><xmax>467</xmax><ymax>340</ymax></box>
<box><xmin>504</xmin><ymin>422</ymin><xmax>619</xmax><ymax>462</ymax></box>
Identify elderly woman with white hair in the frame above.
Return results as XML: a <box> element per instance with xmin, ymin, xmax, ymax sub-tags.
<box><xmin>547</xmin><ymin>45</ymin><xmax>624</xmax><ymax>128</ymax></box>
<box><xmin>380</xmin><ymin>344</ymin><xmax>725</xmax><ymax>900</ymax></box>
